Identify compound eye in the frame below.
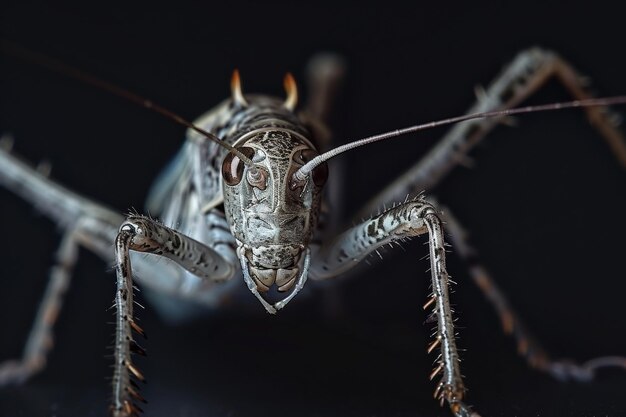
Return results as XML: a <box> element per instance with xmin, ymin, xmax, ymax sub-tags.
<box><xmin>222</xmin><ymin>147</ymin><xmax>255</xmax><ymax>186</ymax></box>
<box><xmin>311</xmin><ymin>161</ymin><xmax>328</xmax><ymax>186</ymax></box>
<box><xmin>292</xmin><ymin>148</ymin><xmax>328</xmax><ymax>187</ymax></box>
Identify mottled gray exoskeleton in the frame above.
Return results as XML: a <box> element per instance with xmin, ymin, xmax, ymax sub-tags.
<box><xmin>1</xmin><ymin>48</ymin><xmax>626</xmax><ymax>417</ymax></box>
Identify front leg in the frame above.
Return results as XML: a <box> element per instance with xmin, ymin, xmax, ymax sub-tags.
<box><xmin>311</xmin><ymin>197</ymin><xmax>477</xmax><ymax>417</ymax></box>
<box><xmin>111</xmin><ymin>215</ymin><xmax>235</xmax><ymax>417</ymax></box>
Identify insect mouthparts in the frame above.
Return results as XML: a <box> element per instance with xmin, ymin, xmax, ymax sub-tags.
<box><xmin>238</xmin><ymin>246</ymin><xmax>312</xmax><ymax>315</ymax></box>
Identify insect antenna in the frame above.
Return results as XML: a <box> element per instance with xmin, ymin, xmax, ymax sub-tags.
<box><xmin>0</xmin><ymin>39</ymin><xmax>253</xmax><ymax>166</ymax></box>
<box><xmin>293</xmin><ymin>95</ymin><xmax>626</xmax><ymax>182</ymax></box>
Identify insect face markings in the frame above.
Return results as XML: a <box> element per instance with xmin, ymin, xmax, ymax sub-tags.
<box><xmin>222</xmin><ymin>129</ymin><xmax>327</xmax><ymax>298</ymax></box>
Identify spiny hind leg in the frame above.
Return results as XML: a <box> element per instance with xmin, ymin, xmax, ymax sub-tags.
<box><xmin>302</xmin><ymin>54</ymin><xmax>349</xmax><ymax>316</ymax></box>
<box><xmin>440</xmin><ymin>202</ymin><xmax>626</xmax><ymax>381</ymax></box>
<box><xmin>304</xmin><ymin>52</ymin><xmax>348</xmax><ymax>228</ymax></box>
<box><xmin>302</xmin><ymin>52</ymin><xmax>346</xmax><ymax>148</ymax></box>
<box><xmin>0</xmin><ymin>229</ymin><xmax>78</xmax><ymax>385</ymax></box>
<box><xmin>359</xmin><ymin>47</ymin><xmax>626</xmax><ymax>217</ymax></box>
<box><xmin>0</xmin><ymin>141</ymin><xmax>125</xmax><ymax>385</ymax></box>
<box><xmin>0</xmin><ymin>208</ymin><xmax>125</xmax><ymax>385</ymax></box>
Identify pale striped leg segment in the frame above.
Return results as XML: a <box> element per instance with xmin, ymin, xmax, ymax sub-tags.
<box><xmin>111</xmin><ymin>215</ymin><xmax>235</xmax><ymax>417</ymax></box>
<box><xmin>358</xmin><ymin>47</ymin><xmax>626</xmax><ymax>218</ymax></box>
<box><xmin>0</xmin><ymin>229</ymin><xmax>78</xmax><ymax>385</ymax></box>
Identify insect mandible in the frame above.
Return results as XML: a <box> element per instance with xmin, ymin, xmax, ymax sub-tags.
<box><xmin>1</xmin><ymin>44</ymin><xmax>626</xmax><ymax>417</ymax></box>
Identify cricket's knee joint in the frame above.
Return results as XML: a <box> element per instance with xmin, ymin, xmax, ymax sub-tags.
<box><xmin>0</xmin><ymin>358</ymin><xmax>42</xmax><ymax>385</ymax></box>
<box><xmin>118</xmin><ymin>218</ymin><xmax>150</xmax><ymax>250</ymax></box>
<box><xmin>408</xmin><ymin>200</ymin><xmax>439</xmax><ymax>221</ymax></box>
<box><xmin>548</xmin><ymin>361</ymin><xmax>593</xmax><ymax>382</ymax></box>
<box><xmin>518</xmin><ymin>46</ymin><xmax>556</xmax><ymax>62</ymax></box>
<box><xmin>119</xmin><ymin>216</ymin><xmax>151</xmax><ymax>237</ymax></box>
<box><xmin>119</xmin><ymin>223</ymin><xmax>136</xmax><ymax>235</ymax></box>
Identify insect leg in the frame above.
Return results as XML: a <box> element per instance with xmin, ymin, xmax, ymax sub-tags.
<box><xmin>311</xmin><ymin>197</ymin><xmax>478</xmax><ymax>417</ymax></box>
<box><xmin>440</xmin><ymin>202</ymin><xmax>626</xmax><ymax>381</ymax></box>
<box><xmin>304</xmin><ymin>54</ymin><xmax>349</xmax><ymax>242</ymax></box>
<box><xmin>302</xmin><ymin>53</ymin><xmax>346</xmax><ymax>147</ymax></box>
<box><xmin>0</xmin><ymin>228</ymin><xmax>78</xmax><ymax>385</ymax></box>
<box><xmin>358</xmin><ymin>47</ymin><xmax>626</xmax><ymax>217</ymax></box>
<box><xmin>111</xmin><ymin>214</ymin><xmax>235</xmax><ymax>417</ymax></box>
<box><xmin>300</xmin><ymin>54</ymin><xmax>350</xmax><ymax>315</ymax></box>
<box><xmin>0</xmin><ymin>139</ymin><xmax>127</xmax><ymax>383</ymax></box>
<box><xmin>0</xmin><ymin>135</ymin><xmax>124</xmax><ymax>233</ymax></box>
<box><xmin>0</xmin><ymin>141</ymin><xmax>237</xmax><ymax>401</ymax></box>
<box><xmin>0</xmin><ymin>212</ymin><xmax>134</xmax><ymax>386</ymax></box>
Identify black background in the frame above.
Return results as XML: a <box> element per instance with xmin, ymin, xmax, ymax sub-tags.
<box><xmin>1</xmin><ymin>1</ymin><xmax>626</xmax><ymax>417</ymax></box>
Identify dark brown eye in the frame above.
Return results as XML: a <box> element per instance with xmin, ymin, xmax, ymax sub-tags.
<box><xmin>292</xmin><ymin>148</ymin><xmax>328</xmax><ymax>187</ymax></box>
<box><xmin>222</xmin><ymin>147</ymin><xmax>255</xmax><ymax>186</ymax></box>
<box><xmin>311</xmin><ymin>161</ymin><xmax>328</xmax><ymax>186</ymax></box>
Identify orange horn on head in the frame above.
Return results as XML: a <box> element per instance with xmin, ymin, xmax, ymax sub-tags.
<box><xmin>283</xmin><ymin>72</ymin><xmax>298</xmax><ymax>111</ymax></box>
<box><xmin>231</xmin><ymin>69</ymin><xmax>248</xmax><ymax>107</ymax></box>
